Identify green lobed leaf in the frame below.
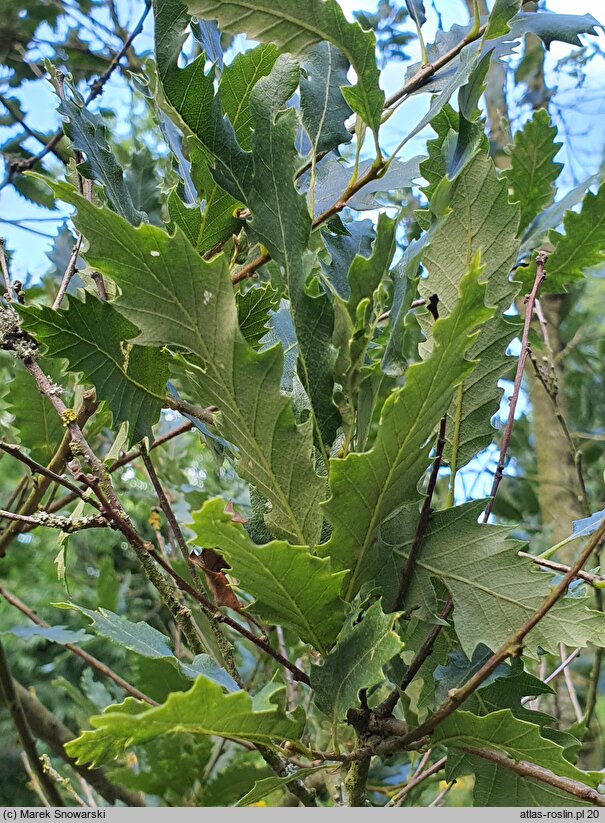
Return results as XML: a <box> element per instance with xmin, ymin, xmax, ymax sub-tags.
<box><xmin>249</xmin><ymin>55</ymin><xmax>340</xmax><ymax>451</ymax></box>
<box><xmin>300</xmin><ymin>42</ymin><xmax>353</xmax><ymax>156</ymax></box>
<box><xmin>310</xmin><ymin>600</ymin><xmax>403</xmax><ymax>730</ymax></box>
<box><xmin>502</xmin><ymin>109</ymin><xmax>562</xmax><ymax>234</ymax></box>
<box><xmin>320</xmin><ymin>218</ymin><xmax>375</xmax><ymax>301</ymax></box>
<box><xmin>321</xmin><ymin>262</ymin><xmax>494</xmax><ymax>601</ymax></box>
<box><xmin>0</xmin><ymin>624</ymin><xmax>89</xmax><ymax>645</ymax></box>
<box><xmin>377</xmin><ymin>500</ymin><xmax>605</xmax><ymax>658</ymax></box>
<box><xmin>435</xmin><ymin>709</ymin><xmax>601</xmax><ymax>788</ymax></box>
<box><xmin>168</xmin><ymin>137</ymin><xmax>240</xmax><ymax>256</ymax></box>
<box><xmin>152</xmin><ymin>0</ymin><xmax>252</xmax><ymax>204</ymax></box>
<box><xmin>236</xmin><ymin>766</ymin><xmax>328</xmax><ymax>806</ymax></box>
<box><xmin>41</xmin><ymin>178</ymin><xmax>324</xmax><ymax>546</ymax></box>
<box><xmin>519</xmin><ymin>172</ymin><xmax>600</xmax><ymax>259</ymax></box>
<box><xmin>457</xmin><ymin>751</ymin><xmax>592</xmax><ymax>807</ymax></box>
<box><xmin>18</xmin><ymin>293</ymin><xmax>169</xmax><ymax>445</ymax></box>
<box><xmin>520</xmin><ymin>184</ymin><xmax>605</xmax><ymax>293</ymax></box>
<box><xmin>65</xmin><ymin>678</ymin><xmax>304</xmax><ymax>767</ymax></box>
<box><xmin>236</xmin><ymin>283</ymin><xmax>279</xmax><ymax>350</ymax></box>
<box><xmin>58</xmin><ymin>93</ymin><xmax>145</xmax><ymax>226</ymax></box>
<box><xmin>331</xmin><ymin>213</ymin><xmax>397</xmax><ymax>443</ymax></box>
<box><xmin>190</xmin><ymin>498</ymin><xmax>346</xmax><ymax>653</ymax></box>
<box><xmin>55</xmin><ymin>602</ymin><xmax>239</xmax><ymax>692</ymax></box>
<box><xmin>483</xmin><ymin>0</ymin><xmax>522</xmax><ymax>41</ymax></box>
<box><xmin>186</xmin><ymin>0</ymin><xmax>385</xmax><ymax>133</ymax></box>
<box><xmin>421</xmin><ymin>151</ymin><xmax>520</xmax><ymax>470</ymax></box>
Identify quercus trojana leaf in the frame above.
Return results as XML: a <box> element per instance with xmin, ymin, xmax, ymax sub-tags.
<box><xmin>377</xmin><ymin>500</ymin><xmax>605</xmax><ymax>657</ymax></box>
<box><xmin>65</xmin><ymin>678</ymin><xmax>304</xmax><ymax>767</ymax></box>
<box><xmin>186</xmin><ymin>0</ymin><xmax>385</xmax><ymax>133</ymax></box>
<box><xmin>18</xmin><ymin>293</ymin><xmax>169</xmax><ymax>446</ymax></box>
<box><xmin>421</xmin><ymin>150</ymin><xmax>520</xmax><ymax>470</ymax></box>
<box><xmin>190</xmin><ymin>498</ymin><xmax>346</xmax><ymax>653</ymax></box>
<box><xmin>520</xmin><ymin>184</ymin><xmax>605</xmax><ymax>293</ymax></box>
<box><xmin>503</xmin><ymin>108</ymin><xmax>562</xmax><ymax>234</ymax></box>
<box><xmin>310</xmin><ymin>601</ymin><xmax>403</xmax><ymax>730</ymax></box>
<box><xmin>300</xmin><ymin>42</ymin><xmax>352</xmax><ymax>156</ymax></box>
<box><xmin>56</xmin><ymin>602</ymin><xmax>238</xmax><ymax>691</ymax></box>
<box><xmin>249</xmin><ymin>55</ymin><xmax>340</xmax><ymax>450</ymax></box>
<box><xmin>435</xmin><ymin>709</ymin><xmax>601</xmax><ymax>787</ymax></box>
<box><xmin>40</xmin><ymin>178</ymin><xmax>325</xmax><ymax>547</ymax></box>
<box><xmin>322</xmin><ymin>261</ymin><xmax>494</xmax><ymax>601</ymax></box>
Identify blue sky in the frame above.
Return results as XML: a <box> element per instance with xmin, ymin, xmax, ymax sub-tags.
<box><xmin>0</xmin><ymin>0</ymin><xmax>604</xmax><ymax>278</ymax></box>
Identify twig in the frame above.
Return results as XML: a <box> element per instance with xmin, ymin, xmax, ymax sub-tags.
<box><xmin>559</xmin><ymin>642</ymin><xmax>583</xmax><ymax>723</ymax></box>
<box><xmin>0</xmin><ymin>390</ymin><xmax>98</xmax><ymax>556</ymax></box>
<box><xmin>0</xmin><ymin>442</ymin><xmax>97</xmax><ymax>504</ymax></box>
<box><xmin>387</xmin><ymin>756</ymin><xmax>447</xmax><ymax>806</ymax></box>
<box><xmin>430</xmin><ymin>780</ymin><xmax>454</xmax><ymax>806</ymax></box>
<box><xmin>383</xmin><ymin>23</ymin><xmax>488</xmax><ymax>111</ymax></box>
<box><xmin>41</xmin><ymin>754</ymin><xmax>86</xmax><ymax>807</ymax></box>
<box><xmin>392</xmin><ymin>416</ymin><xmax>447</xmax><ymax>611</ymax></box>
<box><xmin>0</xmin><ymin>638</ymin><xmax>64</xmax><ymax>806</ymax></box>
<box><xmin>0</xmin><ymin>585</ymin><xmax>155</xmax><ymax>706</ymax></box>
<box><xmin>376</xmin><ymin>598</ymin><xmax>453</xmax><ymax>718</ymax></box>
<box><xmin>43</xmin><ymin>421</ymin><xmax>194</xmax><ymax>518</ymax></box>
<box><xmin>231</xmin><ymin>157</ymin><xmax>385</xmax><ymax>284</ymax></box>
<box><xmin>483</xmin><ymin>252</ymin><xmax>547</xmax><ymax>522</ymax></box>
<box><xmin>20</xmin><ymin>751</ymin><xmax>51</xmax><ymax>807</ymax></box>
<box><xmin>0</xmin><ymin>238</ymin><xmax>16</xmax><ymax>301</ymax></box>
<box><xmin>52</xmin><ymin>235</ymin><xmax>83</xmax><ymax>310</ymax></box>
<box><xmin>0</xmin><ymin>508</ymin><xmax>106</xmax><ymax>530</ymax></box>
<box><xmin>85</xmin><ymin>0</ymin><xmax>151</xmax><ymax>104</ymax></box>
<box><xmin>164</xmin><ymin>395</ymin><xmax>215</xmax><ymax>424</ymax></box>
<box><xmin>518</xmin><ymin>551</ymin><xmax>605</xmax><ymax>588</ymax></box>
<box><xmin>540</xmin><ymin>647</ymin><xmax>580</xmax><ymax>690</ymax></box>
<box><xmin>139</xmin><ymin>443</ymin><xmax>242</xmax><ymax>686</ymax></box>
<box><xmin>463</xmin><ymin>746</ymin><xmax>605</xmax><ymax>806</ymax></box>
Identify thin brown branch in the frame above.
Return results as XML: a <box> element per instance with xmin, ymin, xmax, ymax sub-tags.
<box><xmin>392</xmin><ymin>415</ymin><xmax>447</xmax><ymax>611</ymax></box>
<box><xmin>0</xmin><ymin>585</ymin><xmax>155</xmax><ymax>706</ymax></box>
<box><xmin>0</xmin><ymin>508</ymin><xmax>107</xmax><ymax>530</ymax></box>
<box><xmin>44</xmin><ymin>421</ymin><xmax>194</xmax><ymax>518</ymax></box>
<box><xmin>85</xmin><ymin>0</ymin><xmax>151</xmax><ymax>104</ymax></box>
<box><xmin>518</xmin><ymin>550</ymin><xmax>605</xmax><ymax>588</ymax></box>
<box><xmin>231</xmin><ymin>157</ymin><xmax>385</xmax><ymax>284</ymax></box>
<box><xmin>0</xmin><ymin>638</ymin><xmax>64</xmax><ymax>806</ymax></box>
<box><xmin>139</xmin><ymin>443</ymin><xmax>243</xmax><ymax>686</ymax></box>
<box><xmin>0</xmin><ymin>390</ymin><xmax>98</xmax><ymax>556</ymax></box>
<box><xmin>383</xmin><ymin>24</ymin><xmax>489</xmax><ymax>111</ymax></box>
<box><xmin>52</xmin><ymin>234</ymin><xmax>83</xmax><ymax>310</ymax></box>
<box><xmin>559</xmin><ymin>642</ymin><xmax>583</xmax><ymax>723</ymax></box>
<box><xmin>463</xmin><ymin>746</ymin><xmax>605</xmax><ymax>805</ymax></box>
<box><xmin>0</xmin><ymin>441</ymin><xmax>97</xmax><ymax>505</ymax></box>
<box><xmin>376</xmin><ymin>597</ymin><xmax>453</xmax><ymax>719</ymax></box>
<box><xmin>164</xmin><ymin>395</ymin><xmax>215</xmax><ymax>424</ymax></box>
<box><xmin>387</xmin><ymin>756</ymin><xmax>447</xmax><ymax>806</ymax></box>
<box><xmin>0</xmin><ymin>238</ymin><xmax>16</xmax><ymax>301</ymax></box>
<box><xmin>483</xmin><ymin>252</ymin><xmax>547</xmax><ymax>522</ymax></box>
